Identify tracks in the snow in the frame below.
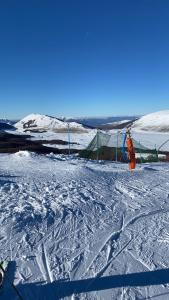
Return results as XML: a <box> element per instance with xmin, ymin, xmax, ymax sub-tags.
<box><xmin>32</xmin><ymin>170</ymin><xmax>169</xmax><ymax>283</ymax></box>
<box><xmin>79</xmin><ymin>170</ymin><xmax>164</xmax><ymax>278</ymax></box>
<box><xmin>36</xmin><ymin>243</ymin><xmax>53</xmax><ymax>283</ymax></box>
<box><xmin>2</xmin><ymin>159</ymin><xmax>169</xmax><ymax>300</ymax></box>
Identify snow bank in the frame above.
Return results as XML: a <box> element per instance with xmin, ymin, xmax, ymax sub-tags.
<box><xmin>13</xmin><ymin>150</ymin><xmax>34</xmax><ymax>158</ymax></box>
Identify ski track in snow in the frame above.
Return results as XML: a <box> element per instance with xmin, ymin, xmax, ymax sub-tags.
<box><xmin>0</xmin><ymin>153</ymin><xmax>169</xmax><ymax>299</ymax></box>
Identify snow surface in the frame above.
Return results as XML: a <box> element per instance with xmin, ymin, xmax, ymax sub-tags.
<box><xmin>30</xmin><ymin>131</ymin><xmax>97</xmax><ymax>150</ymax></box>
<box><xmin>15</xmin><ymin>113</ymin><xmax>88</xmax><ymax>132</ymax></box>
<box><xmin>43</xmin><ymin>143</ymin><xmax>84</xmax><ymax>150</ymax></box>
<box><xmin>133</xmin><ymin>110</ymin><xmax>169</xmax><ymax>132</ymax></box>
<box><xmin>1</xmin><ymin>151</ymin><xmax>169</xmax><ymax>299</ymax></box>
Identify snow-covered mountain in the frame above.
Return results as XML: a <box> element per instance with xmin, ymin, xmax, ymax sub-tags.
<box><xmin>15</xmin><ymin>113</ymin><xmax>88</xmax><ymax>133</ymax></box>
<box><xmin>133</xmin><ymin>110</ymin><xmax>169</xmax><ymax>132</ymax></box>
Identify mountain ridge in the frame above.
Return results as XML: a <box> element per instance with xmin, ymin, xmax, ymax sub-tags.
<box><xmin>15</xmin><ymin>113</ymin><xmax>89</xmax><ymax>133</ymax></box>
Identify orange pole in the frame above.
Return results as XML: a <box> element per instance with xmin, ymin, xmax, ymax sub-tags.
<box><xmin>126</xmin><ymin>137</ymin><xmax>136</xmax><ymax>170</ymax></box>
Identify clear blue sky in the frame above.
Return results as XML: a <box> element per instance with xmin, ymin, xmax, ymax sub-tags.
<box><xmin>0</xmin><ymin>0</ymin><xmax>169</xmax><ymax>119</ymax></box>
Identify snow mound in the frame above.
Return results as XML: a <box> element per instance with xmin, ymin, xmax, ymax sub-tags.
<box><xmin>15</xmin><ymin>113</ymin><xmax>88</xmax><ymax>133</ymax></box>
<box><xmin>13</xmin><ymin>150</ymin><xmax>35</xmax><ymax>158</ymax></box>
<box><xmin>133</xmin><ymin>110</ymin><xmax>169</xmax><ymax>132</ymax></box>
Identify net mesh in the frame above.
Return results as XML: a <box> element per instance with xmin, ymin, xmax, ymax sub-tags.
<box><xmin>80</xmin><ymin>131</ymin><xmax>159</xmax><ymax>162</ymax></box>
<box><xmin>86</xmin><ymin>131</ymin><xmax>148</xmax><ymax>151</ymax></box>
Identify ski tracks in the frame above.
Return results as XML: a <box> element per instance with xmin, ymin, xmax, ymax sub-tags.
<box><xmin>1</xmin><ymin>156</ymin><xmax>169</xmax><ymax>300</ymax></box>
<box><xmin>36</xmin><ymin>243</ymin><xmax>53</xmax><ymax>283</ymax></box>
<box><xmin>69</xmin><ymin>168</ymin><xmax>169</xmax><ymax>284</ymax></box>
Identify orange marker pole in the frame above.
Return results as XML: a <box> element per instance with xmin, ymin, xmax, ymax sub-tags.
<box><xmin>126</xmin><ymin>137</ymin><xmax>136</xmax><ymax>170</ymax></box>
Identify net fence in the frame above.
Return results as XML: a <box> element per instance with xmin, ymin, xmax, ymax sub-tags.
<box><xmin>80</xmin><ymin>131</ymin><xmax>159</xmax><ymax>162</ymax></box>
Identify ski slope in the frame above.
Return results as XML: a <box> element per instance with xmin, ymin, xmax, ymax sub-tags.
<box><xmin>0</xmin><ymin>152</ymin><xmax>169</xmax><ymax>299</ymax></box>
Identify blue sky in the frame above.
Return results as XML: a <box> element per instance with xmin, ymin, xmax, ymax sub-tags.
<box><xmin>0</xmin><ymin>0</ymin><xmax>169</xmax><ymax>119</ymax></box>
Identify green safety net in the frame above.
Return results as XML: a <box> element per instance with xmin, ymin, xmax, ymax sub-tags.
<box><xmin>80</xmin><ymin>131</ymin><xmax>159</xmax><ymax>162</ymax></box>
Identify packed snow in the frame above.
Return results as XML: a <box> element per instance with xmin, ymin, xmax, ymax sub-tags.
<box><xmin>133</xmin><ymin>110</ymin><xmax>169</xmax><ymax>132</ymax></box>
<box><xmin>1</xmin><ymin>150</ymin><xmax>169</xmax><ymax>299</ymax></box>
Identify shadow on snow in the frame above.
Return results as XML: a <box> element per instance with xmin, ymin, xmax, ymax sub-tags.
<box><xmin>5</xmin><ymin>262</ymin><xmax>169</xmax><ymax>300</ymax></box>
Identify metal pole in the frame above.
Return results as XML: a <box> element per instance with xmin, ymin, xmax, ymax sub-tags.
<box><xmin>155</xmin><ymin>144</ymin><xmax>158</xmax><ymax>162</ymax></box>
<box><xmin>67</xmin><ymin>123</ymin><xmax>71</xmax><ymax>155</ymax></box>
<box><xmin>96</xmin><ymin>129</ymin><xmax>99</xmax><ymax>161</ymax></box>
<box><xmin>139</xmin><ymin>141</ymin><xmax>143</xmax><ymax>164</ymax></box>
<box><xmin>116</xmin><ymin>131</ymin><xmax>119</xmax><ymax>162</ymax></box>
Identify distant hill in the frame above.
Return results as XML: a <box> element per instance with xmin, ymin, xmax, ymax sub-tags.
<box><xmin>67</xmin><ymin>116</ymin><xmax>139</xmax><ymax>128</ymax></box>
<box><xmin>15</xmin><ymin>113</ymin><xmax>89</xmax><ymax>133</ymax></box>
<box><xmin>132</xmin><ymin>110</ymin><xmax>169</xmax><ymax>132</ymax></box>
<box><xmin>98</xmin><ymin>119</ymin><xmax>137</xmax><ymax>130</ymax></box>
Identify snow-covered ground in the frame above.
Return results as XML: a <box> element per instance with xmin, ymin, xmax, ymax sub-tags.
<box><xmin>1</xmin><ymin>151</ymin><xmax>169</xmax><ymax>299</ymax></box>
<box><xmin>43</xmin><ymin>143</ymin><xmax>84</xmax><ymax>150</ymax></box>
<box><xmin>30</xmin><ymin>131</ymin><xmax>97</xmax><ymax>150</ymax></box>
<box><xmin>5</xmin><ymin>129</ymin><xmax>97</xmax><ymax>151</ymax></box>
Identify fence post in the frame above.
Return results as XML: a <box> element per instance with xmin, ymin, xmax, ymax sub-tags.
<box><xmin>96</xmin><ymin>129</ymin><xmax>99</xmax><ymax>161</ymax></box>
<box><xmin>155</xmin><ymin>144</ymin><xmax>158</xmax><ymax>162</ymax></box>
<box><xmin>67</xmin><ymin>123</ymin><xmax>71</xmax><ymax>156</ymax></box>
<box><xmin>139</xmin><ymin>141</ymin><xmax>143</xmax><ymax>164</ymax></box>
<box><xmin>116</xmin><ymin>131</ymin><xmax>119</xmax><ymax>162</ymax></box>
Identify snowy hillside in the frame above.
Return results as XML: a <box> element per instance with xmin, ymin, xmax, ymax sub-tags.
<box><xmin>15</xmin><ymin>114</ymin><xmax>88</xmax><ymax>133</ymax></box>
<box><xmin>1</xmin><ymin>152</ymin><xmax>169</xmax><ymax>299</ymax></box>
<box><xmin>133</xmin><ymin>110</ymin><xmax>169</xmax><ymax>132</ymax></box>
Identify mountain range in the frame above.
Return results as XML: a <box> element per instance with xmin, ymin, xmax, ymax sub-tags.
<box><xmin>1</xmin><ymin>110</ymin><xmax>169</xmax><ymax>133</ymax></box>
